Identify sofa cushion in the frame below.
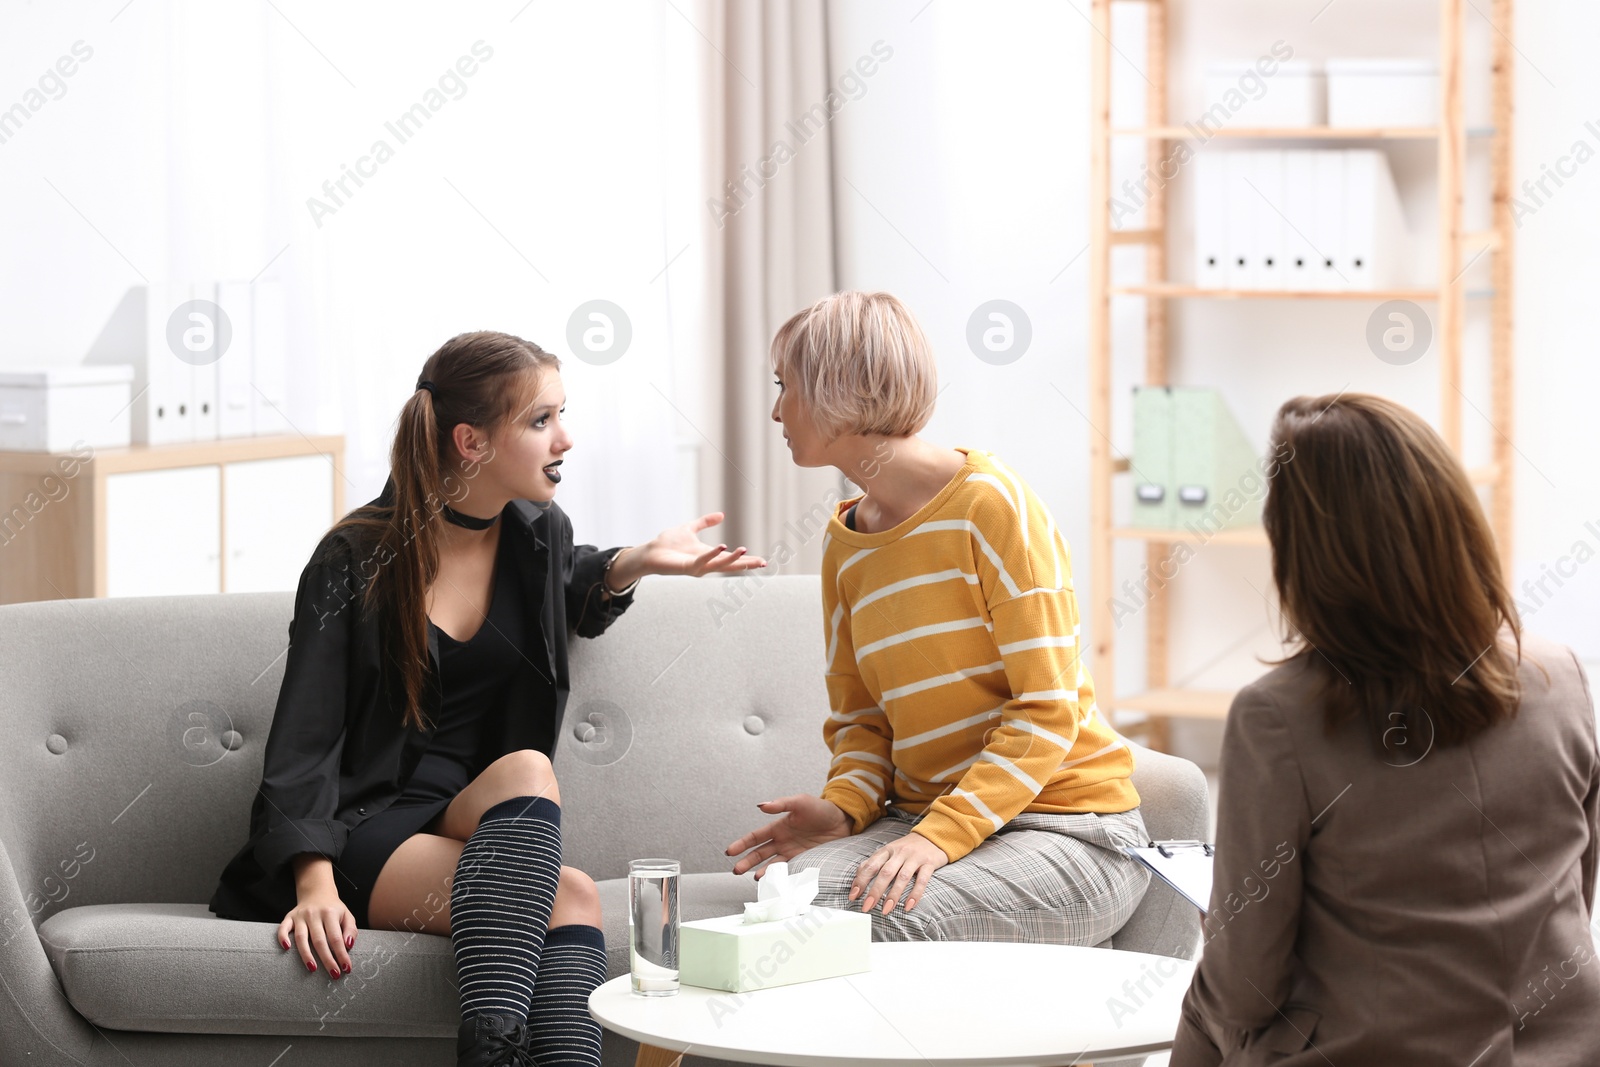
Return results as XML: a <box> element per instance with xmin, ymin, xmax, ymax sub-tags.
<box><xmin>38</xmin><ymin>903</ymin><xmax>460</xmax><ymax>1037</ymax></box>
<box><xmin>38</xmin><ymin>873</ymin><xmax>759</xmax><ymax>1036</ymax></box>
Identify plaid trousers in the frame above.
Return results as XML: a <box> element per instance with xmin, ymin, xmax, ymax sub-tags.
<box><xmin>788</xmin><ymin>805</ymin><xmax>1151</xmax><ymax>947</ymax></box>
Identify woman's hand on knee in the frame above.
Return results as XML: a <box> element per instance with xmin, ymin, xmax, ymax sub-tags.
<box><xmin>726</xmin><ymin>794</ymin><xmax>852</xmax><ymax>877</ymax></box>
<box><xmin>277</xmin><ymin>891</ymin><xmax>356</xmax><ymax>979</ymax></box>
<box><xmin>851</xmin><ymin>832</ymin><xmax>948</xmax><ymax>915</ymax></box>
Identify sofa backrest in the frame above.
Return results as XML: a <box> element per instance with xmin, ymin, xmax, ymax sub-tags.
<box><xmin>0</xmin><ymin>574</ymin><xmax>1202</xmax><ymax>960</ymax></box>
<box><xmin>554</xmin><ymin>575</ymin><xmax>832</xmax><ymax>879</ymax></box>
<box><xmin>0</xmin><ymin>591</ymin><xmax>296</xmax><ymax>935</ymax></box>
<box><xmin>0</xmin><ymin>575</ymin><xmax>833</xmax><ymax>932</ymax></box>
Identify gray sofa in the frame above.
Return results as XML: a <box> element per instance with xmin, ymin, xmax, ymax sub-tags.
<box><xmin>0</xmin><ymin>574</ymin><xmax>1205</xmax><ymax>1066</ymax></box>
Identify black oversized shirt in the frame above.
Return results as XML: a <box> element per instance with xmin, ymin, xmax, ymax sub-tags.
<box><xmin>208</xmin><ymin>478</ymin><xmax>634</xmax><ymax>922</ymax></box>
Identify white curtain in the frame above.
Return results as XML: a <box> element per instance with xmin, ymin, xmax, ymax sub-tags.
<box><xmin>663</xmin><ymin>0</ymin><xmax>844</xmax><ymax>575</ymax></box>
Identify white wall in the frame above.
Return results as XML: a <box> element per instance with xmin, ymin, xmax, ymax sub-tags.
<box><xmin>0</xmin><ymin>0</ymin><xmax>696</xmax><ymax>550</ymax></box>
<box><xmin>828</xmin><ymin>0</ymin><xmax>1600</xmax><ymax>763</ymax></box>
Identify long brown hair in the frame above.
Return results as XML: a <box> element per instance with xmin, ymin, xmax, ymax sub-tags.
<box><xmin>324</xmin><ymin>331</ymin><xmax>561</xmax><ymax>731</ymax></box>
<box><xmin>1263</xmin><ymin>393</ymin><xmax>1523</xmax><ymax>749</ymax></box>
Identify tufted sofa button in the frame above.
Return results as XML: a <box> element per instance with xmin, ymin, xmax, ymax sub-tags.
<box><xmin>221</xmin><ymin>730</ymin><xmax>243</xmax><ymax>751</ymax></box>
<box><xmin>46</xmin><ymin>733</ymin><xmax>67</xmax><ymax>755</ymax></box>
<box><xmin>742</xmin><ymin>715</ymin><xmax>766</xmax><ymax>736</ymax></box>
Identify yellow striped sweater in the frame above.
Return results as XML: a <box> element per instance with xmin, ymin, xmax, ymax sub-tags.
<box><xmin>818</xmin><ymin>448</ymin><xmax>1138</xmax><ymax>863</ymax></box>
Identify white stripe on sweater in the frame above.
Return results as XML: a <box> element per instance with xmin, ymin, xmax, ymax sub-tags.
<box><xmin>834</xmin><ymin>768</ymin><xmax>888</xmax><ymax>795</ymax></box>
<box><xmin>979</xmin><ymin>750</ymin><xmax>1046</xmax><ymax>794</ymax></box>
<box><xmin>996</xmin><ymin>634</ymin><xmax>1078</xmax><ymax>655</ymax></box>
<box><xmin>990</xmin><ymin>457</ymin><xmax>1030</xmax><ymax>551</ymax></box>
<box><xmin>1016</xmin><ymin>688</ymin><xmax>1079</xmax><ymax>703</ymax></box>
<box><xmin>880</xmin><ymin>660</ymin><xmax>1006</xmax><ymax>704</ymax></box>
<box><xmin>852</xmin><ymin>568</ymin><xmax>979</xmax><ymax>614</ymax></box>
<box><xmin>830</xmin><ymin>749</ymin><xmax>895</xmax><ymax>772</ymax></box>
<box><xmin>1007</xmin><ymin>717</ymin><xmax>1077</xmax><ymax>753</ymax></box>
<box><xmin>950</xmin><ymin>787</ymin><xmax>1005</xmax><ymax>830</ymax></box>
<box><xmin>829</xmin><ymin>703</ymin><xmax>884</xmax><ymax>723</ymax></box>
<box><xmin>929</xmin><ymin>753</ymin><xmax>980</xmax><ymax>782</ymax></box>
<box><xmin>856</xmin><ymin>615</ymin><xmax>991</xmax><ymax>659</ymax></box>
<box><xmin>1059</xmin><ymin>736</ymin><xmax>1127</xmax><ymax>770</ymax></box>
<box><xmin>966</xmin><ymin>471</ymin><xmax>1018</xmax><ymax>520</ymax></box>
<box><xmin>891</xmin><ymin>706</ymin><xmax>1004</xmax><ymax>752</ymax></box>
<box><xmin>910</xmin><ymin>519</ymin><xmax>1021</xmax><ymax>598</ymax></box>
<box><xmin>825</xmin><ymin>601</ymin><xmax>845</xmax><ymax>668</ymax></box>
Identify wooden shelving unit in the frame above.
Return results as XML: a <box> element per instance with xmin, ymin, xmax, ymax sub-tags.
<box><xmin>1087</xmin><ymin>0</ymin><xmax>1516</xmax><ymax>751</ymax></box>
<box><xmin>0</xmin><ymin>434</ymin><xmax>345</xmax><ymax>604</ymax></box>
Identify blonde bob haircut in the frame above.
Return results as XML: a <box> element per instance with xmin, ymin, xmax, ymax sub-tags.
<box><xmin>770</xmin><ymin>290</ymin><xmax>938</xmax><ymax>441</ymax></box>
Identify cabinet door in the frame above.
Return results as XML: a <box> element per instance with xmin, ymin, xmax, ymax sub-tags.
<box><xmin>223</xmin><ymin>455</ymin><xmax>334</xmax><ymax>593</ymax></box>
<box><xmin>105</xmin><ymin>466</ymin><xmax>222</xmax><ymax>597</ymax></box>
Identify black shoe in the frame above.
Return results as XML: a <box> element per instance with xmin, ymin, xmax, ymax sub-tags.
<box><xmin>456</xmin><ymin>1012</ymin><xmax>532</xmax><ymax>1067</ymax></box>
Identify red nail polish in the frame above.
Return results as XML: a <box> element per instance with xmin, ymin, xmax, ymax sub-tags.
<box><xmin>307</xmin><ymin>961</ymin><xmax>316</xmax><ymax>972</ymax></box>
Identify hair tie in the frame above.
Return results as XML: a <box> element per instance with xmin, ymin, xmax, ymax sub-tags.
<box><xmin>416</xmin><ymin>379</ymin><xmax>436</xmax><ymax>398</ymax></box>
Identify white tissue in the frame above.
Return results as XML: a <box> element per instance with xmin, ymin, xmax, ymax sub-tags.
<box><xmin>741</xmin><ymin>862</ymin><xmax>819</xmax><ymax>924</ymax></box>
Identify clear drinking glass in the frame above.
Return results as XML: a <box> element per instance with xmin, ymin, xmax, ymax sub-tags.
<box><xmin>628</xmin><ymin>858</ymin><xmax>680</xmax><ymax>996</ymax></box>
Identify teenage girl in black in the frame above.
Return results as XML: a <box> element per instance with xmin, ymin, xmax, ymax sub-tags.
<box><xmin>211</xmin><ymin>331</ymin><xmax>765</xmax><ymax>1066</ymax></box>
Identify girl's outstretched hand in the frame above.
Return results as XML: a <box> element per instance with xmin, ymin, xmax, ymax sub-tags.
<box><xmin>625</xmin><ymin>512</ymin><xmax>769</xmax><ymax>581</ymax></box>
<box><xmin>726</xmin><ymin>795</ymin><xmax>852</xmax><ymax>878</ymax></box>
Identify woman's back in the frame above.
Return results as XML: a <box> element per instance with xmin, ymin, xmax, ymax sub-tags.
<box><xmin>1186</xmin><ymin>632</ymin><xmax>1599</xmax><ymax>1065</ymax></box>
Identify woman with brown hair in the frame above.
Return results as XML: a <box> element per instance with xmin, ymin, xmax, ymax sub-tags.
<box><xmin>1173</xmin><ymin>393</ymin><xmax>1599</xmax><ymax>1065</ymax></box>
<box><xmin>210</xmin><ymin>331</ymin><xmax>765</xmax><ymax>1067</ymax></box>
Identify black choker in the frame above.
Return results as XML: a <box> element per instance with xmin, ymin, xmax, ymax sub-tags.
<box><xmin>442</xmin><ymin>503</ymin><xmax>500</xmax><ymax>530</ymax></box>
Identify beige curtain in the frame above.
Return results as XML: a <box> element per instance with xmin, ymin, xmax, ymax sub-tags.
<box><xmin>680</xmin><ymin>0</ymin><xmax>844</xmax><ymax>574</ymax></box>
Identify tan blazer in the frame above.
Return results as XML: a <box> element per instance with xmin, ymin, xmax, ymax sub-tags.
<box><xmin>1174</xmin><ymin>634</ymin><xmax>1600</xmax><ymax>1066</ymax></box>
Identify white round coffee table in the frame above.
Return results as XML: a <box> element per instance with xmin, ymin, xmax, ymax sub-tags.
<box><xmin>590</xmin><ymin>940</ymin><xmax>1195</xmax><ymax>1067</ymax></box>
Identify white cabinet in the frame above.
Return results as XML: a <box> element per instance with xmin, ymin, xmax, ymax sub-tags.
<box><xmin>105</xmin><ymin>466</ymin><xmax>223</xmax><ymax>597</ymax></box>
<box><xmin>223</xmin><ymin>455</ymin><xmax>334</xmax><ymax>593</ymax></box>
<box><xmin>0</xmin><ymin>435</ymin><xmax>344</xmax><ymax>605</ymax></box>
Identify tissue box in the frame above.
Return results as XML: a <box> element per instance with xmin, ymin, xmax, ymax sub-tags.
<box><xmin>679</xmin><ymin>907</ymin><xmax>871</xmax><ymax>993</ymax></box>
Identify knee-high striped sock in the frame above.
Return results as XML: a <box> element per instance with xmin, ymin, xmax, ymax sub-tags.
<box><xmin>450</xmin><ymin>795</ymin><xmax>562</xmax><ymax>1021</ymax></box>
<box><xmin>525</xmin><ymin>924</ymin><xmax>607</xmax><ymax>1067</ymax></box>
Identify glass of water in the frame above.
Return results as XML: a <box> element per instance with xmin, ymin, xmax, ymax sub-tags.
<box><xmin>628</xmin><ymin>858</ymin><xmax>680</xmax><ymax>996</ymax></box>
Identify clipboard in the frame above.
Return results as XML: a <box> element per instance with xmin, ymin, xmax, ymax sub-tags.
<box><xmin>1124</xmin><ymin>839</ymin><xmax>1214</xmax><ymax>913</ymax></box>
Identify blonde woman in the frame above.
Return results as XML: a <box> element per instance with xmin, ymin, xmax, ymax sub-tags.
<box><xmin>727</xmin><ymin>291</ymin><xmax>1150</xmax><ymax>945</ymax></box>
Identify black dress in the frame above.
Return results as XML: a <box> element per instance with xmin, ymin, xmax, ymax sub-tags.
<box><xmin>333</xmin><ymin>530</ymin><xmax>533</xmax><ymax>928</ymax></box>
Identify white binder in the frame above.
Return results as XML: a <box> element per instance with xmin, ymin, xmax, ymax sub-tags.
<box><xmin>1343</xmin><ymin>149</ymin><xmax>1408</xmax><ymax>290</ymax></box>
<box><xmin>1125</xmin><ymin>841</ymin><xmax>1214</xmax><ymax>913</ymax></box>
<box><xmin>252</xmin><ymin>281</ymin><xmax>293</xmax><ymax>437</ymax></box>
<box><xmin>1224</xmin><ymin>151</ymin><xmax>1256</xmax><ymax>289</ymax></box>
<box><xmin>1282</xmin><ymin>150</ymin><xmax>1318</xmax><ymax>291</ymax></box>
<box><xmin>142</xmin><ymin>283</ymin><xmax>191</xmax><ymax>445</ymax></box>
<box><xmin>1194</xmin><ymin>152</ymin><xmax>1226</xmax><ymax>289</ymax></box>
<box><xmin>1250</xmin><ymin>150</ymin><xmax>1286</xmax><ymax>292</ymax></box>
<box><xmin>188</xmin><ymin>281</ymin><xmax>220</xmax><ymax>442</ymax></box>
<box><xmin>1312</xmin><ymin>150</ymin><xmax>1347</xmax><ymax>291</ymax></box>
<box><xmin>217</xmin><ymin>281</ymin><xmax>255</xmax><ymax>438</ymax></box>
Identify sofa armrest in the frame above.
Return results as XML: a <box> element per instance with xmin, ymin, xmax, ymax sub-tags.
<box><xmin>0</xmin><ymin>834</ymin><xmax>99</xmax><ymax>1065</ymax></box>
